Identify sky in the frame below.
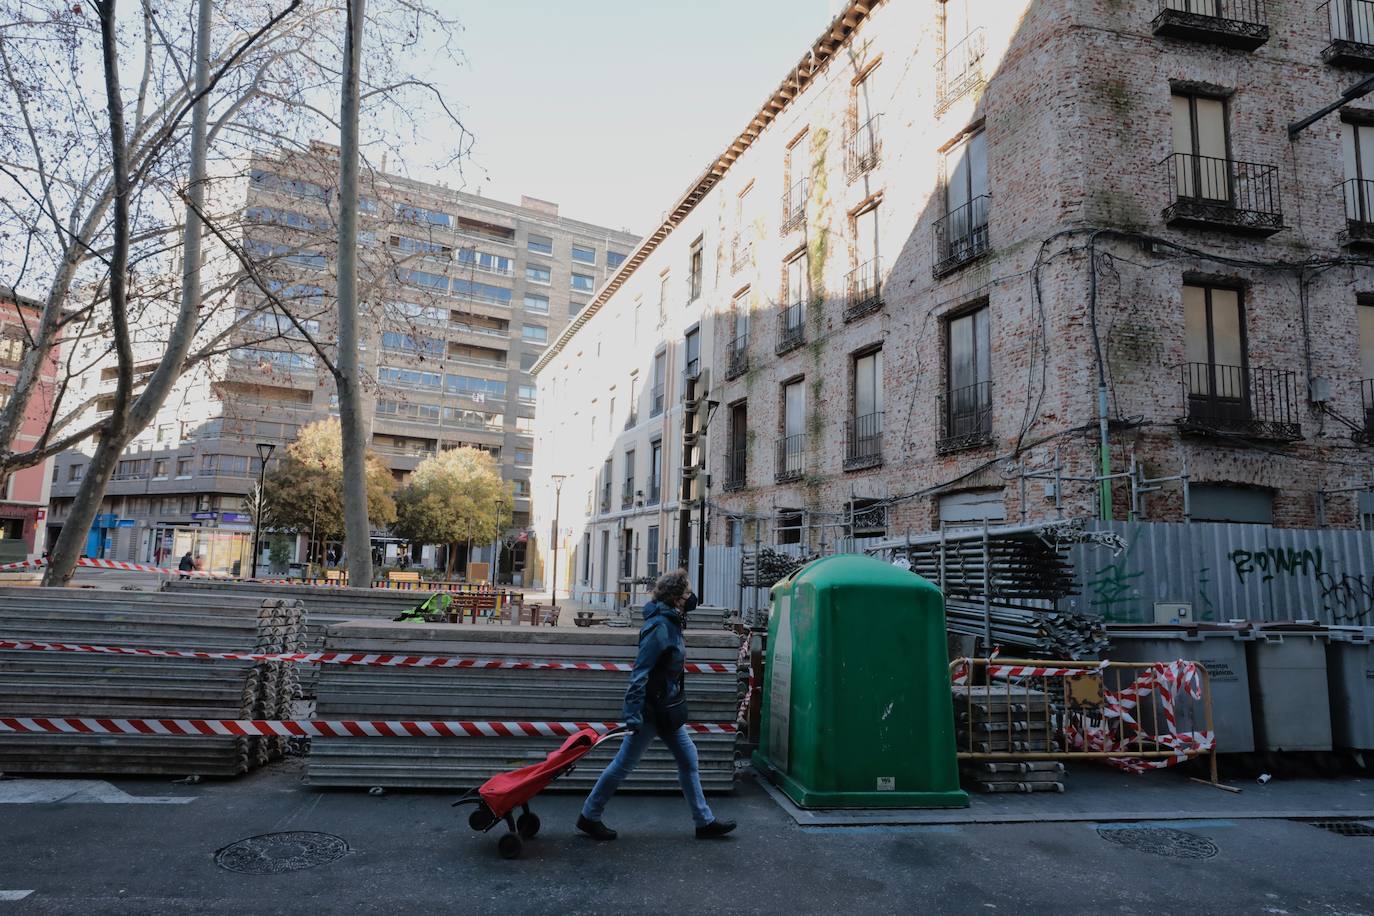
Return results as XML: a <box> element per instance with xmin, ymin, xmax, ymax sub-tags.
<box><xmin>418</xmin><ymin>0</ymin><xmax>842</xmax><ymax>237</ymax></box>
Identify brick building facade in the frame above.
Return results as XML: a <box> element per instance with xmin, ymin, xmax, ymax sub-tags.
<box><xmin>533</xmin><ymin>0</ymin><xmax>1374</xmax><ymax>605</ymax></box>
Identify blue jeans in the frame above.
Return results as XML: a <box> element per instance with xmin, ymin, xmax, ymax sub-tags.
<box><xmin>581</xmin><ymin>726</ymin><xmax>714</xmax><ymax>828</ymax></box>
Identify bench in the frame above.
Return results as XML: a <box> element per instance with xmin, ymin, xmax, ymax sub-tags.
<box><xmin>386</xmin><ymin>570</ymin><xmax>423</xmax><ymax>588</ymax></box>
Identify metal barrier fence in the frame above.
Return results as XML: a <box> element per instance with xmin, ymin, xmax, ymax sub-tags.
<box><xmin>950</xmin><ymin>657</ymin><xmax>1219</xmax><ymax>785</ymax></box>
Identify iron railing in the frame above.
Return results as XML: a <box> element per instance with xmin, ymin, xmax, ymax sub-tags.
<box><xmin>724</xmin><ymin>447</ymin><xmax>748</xmax><ymax>492</ymax></box>
<box><xmin>600</xmin><ymin>480</ymin><xmax>612</xmax><ymax>514</ymax></box>
<box><xmin>1323</xmin><ymin>0</ymin><xmax>1374</xmax><ymax>65</ymax></box>
<box><xmin>647</xmin><ymin>474</ymin><xmax>661</xmax><ymax>506</ymax></box>
<box><xmin>776</xmin><ymin>303</ymin><xmax>806</xmax><ymax>355</ymax></box>
<box><xmin>651</xmin><ymin>383</ymin><xmax>665</xmax><ymax>417</ymax></box>
<box><xmin>623</xmin><ymin>410</ymin><xmax>638</xmax><ymax>431</ymax></box>
<box><xmin>1360</xmin><ymin>379</ymin><xmax>1374</xmax><ymax>444</ymax></box>
<box><xmin>936</xmin><ymin>27</ymin><xmax>986</xmax><ymax>110</ymax></box>
<box><xmin>844</xmin><ymin>411</ymin><xmax>883</xmax><ymax>470</ymax></box>
<box><xmin>1340</xmin><ymin>178</ymin><xmax>1374</xmax><ymax>245</ymax></box>
<box><xmin>933</xmin><ymin>195</ymin><xmax>990</xmax><ymax>278</ymax></box>
<box><xmin>938</xmin><ymin>381</ymin><xmax>994</xmax><ymax>453</ymax></box>
<box><xmin>775</xmin><ymin>434</ymin><xmax>806</xmax><ymax>482</ymax></box>
<box><xmin>621</xmin><ymin>480</ymin><xmax>636</xmax><ymax>510</ymax></box>
<box><xmin>1161</xmin><ymin>153</ymin><xmax>1283</xmax><ymax>234</ymax></box>
<box><xmin>1152</xmin><ymin>0</ymin><xmax>1269</xmax><ymax>49</ymax></box>
<box><xmin>781</xmin><ymin>176</ymin><xmax>808</xmax><ymax>234</ymax></box>
<box><xmin>1180</xmin><ymin>362</ymin><xmax>1301</xmax><ymax>441</ymax></box>
<box><xmin>846</xmin><ymin>115</ymin><xmax>882</xmax><ymax>181</ymax></box>
<box><xmin>845</xmin><ymin>258</ymin><xmax>883</xmax><ymax>321</ymax></box>
<box><xmin>726</xmin><ymin>332</ymin><xmax>750</xmax><ymax>381</ymax></box>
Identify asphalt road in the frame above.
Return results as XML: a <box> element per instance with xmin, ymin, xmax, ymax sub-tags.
<box><xmin>3</xmin><ymin>761</ymin><xmax>1373</xmax><ymax>916</ymax></box>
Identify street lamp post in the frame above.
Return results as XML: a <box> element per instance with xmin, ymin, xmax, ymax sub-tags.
<box><xmin>250</xmin><ymin>442</ymin><xmax>275</xmax><ymax>579</ymax></box>
<box><xmin>550</xmin><ymin>474</ymin><xmax>566</xmax><ymax>609</ymax></box>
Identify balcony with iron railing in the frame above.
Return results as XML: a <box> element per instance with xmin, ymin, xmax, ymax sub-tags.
<box><xmin>776</xmin><ymin>303</ymin><xmax>806</xmax><ymax>355</ymax></box>
<box><xmin>775</xmin><ymin>434</ymin><xmax>806</xmax><ymax>483</ymax></box>
<box><xmin>846</xmin><ymin>115</ymin><xmax>881</xmax><ymax>181</ymax></box>
<box><xmin>1340</xmin><ymin>178</ymin><xmax>1374</xmax><ymax>247</ymax></box>
<box><xmin>600</xmin><ymin>481</ymin><xmax>612</xmax><ymax>515</ymax></box>
<box><xmin>937</xmin><ymin>381</ymin><xmax>993</xmax><ymax>453</ymax></box>
<box><xmin>623</xmin><ymin>409</ymin><xmax>638</xmax><ymax>431</ymax></box>
<box><xmin>844</xmin><ymin>411</ymin><xmax>883</xmax><ymax>471</ymax></box>
<box><xmin>1360</xmin><ymin>378</ymin><xmax>1374</xmax><ymax>444</ymax></box>
<box><xmin>1179</xmin><ymin>362</ymin><xmax>1302</xmax><ymax>441</ymax></box>
<box><xmin>724</xmin><ymin>447</ymin><xmax>747</xmax><ymax>492</ymax></box>
<box><xmin>933</xmin><ymin>196</ymin><xmax>990</xmax><ymax>279</ymax></box>
<box><xmin>845</xmin><ymin>258</ymin><xmax>883</xmax><ymax>322</ymax></box>
<box><xmin>651</xmin><ymin>383</ymin><xmax>665</xmax><ymax>417</ymax></box>
<box><xmin>621</xmin><ymin>480</ymin><xmax>636</xmax><ymax>510</ymax></box>
<box><xmin>1161</xmin><ymin>153</ymin><xmax>1283</xmax><ymax>236</ymax></box>
<box><xmin>1152</xmin><ymin>0</ymin><xmax>1269</xmax><ymax>50</ymax></box>
<box><xmin>1322</xmin><ymin>0</ymin><xmax>1374</xmax><ymax>67</ymax></box>
<box><xmin>646</xmin><ymin>475</ymin><xmax>661</xmax><ymax>506</ymax></box>
<box><xmin>935</xmin><ymin>27</ymin><xmax>986</xmax><ymax>112</ymax></box>
<box><xmin>726</xmin><ymin>332</ymin><xmax>750</xmax><ymax>381</ymax></box>
<box><xmin>781</xmin><ymin>176</ymin><xmax>808</xmax><ymax>234</ymax></box>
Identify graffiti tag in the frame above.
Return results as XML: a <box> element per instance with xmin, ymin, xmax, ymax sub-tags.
<box><xmin>1228</xmin><ymin>547</ymin><xmax>1325</xmax><ymax>585</ymax></box>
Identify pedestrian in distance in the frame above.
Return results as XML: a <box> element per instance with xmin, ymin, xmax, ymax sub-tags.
<box><xmin>177</xmin><ymin>551</ymin><xmax>194</xmax><ymax>580</ymax></box>
<box><xmin>577</xmin><ymin>569</ymin><xmax>736</xmax><ymax>841</ymax></box>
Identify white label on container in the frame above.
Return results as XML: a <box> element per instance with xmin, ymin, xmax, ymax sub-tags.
<box><xmin>769</xmin><ymin>594</ymin><xmax>793</xmax><ymax>771</ymax></box>
<box><xmin>877</xmin><ymin>777</ymin><xmax>896</xmax><ymax>791</ymax></box>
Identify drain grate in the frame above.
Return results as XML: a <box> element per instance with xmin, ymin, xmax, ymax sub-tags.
<box><xmin>214</xmin><ymin>831</ymin><xmax>349</xmax><ymax>875</ymax></box>
<box><xmin>1096</xmin><ymin>827</ymin><xmax>1219</xmax><ymax>859</ymax></box>
<box><xmin>1308</xmin><ymin>820</ymin><xmax>1374</xmax><ymax>837</ymax></box>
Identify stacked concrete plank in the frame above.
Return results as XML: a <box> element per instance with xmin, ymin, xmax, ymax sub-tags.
<box><xmin>0</xmin><ymin>588</ymin><xmax>304</xmax><ymax>777</ymax></box>
<box><xmin>307</xmin><ymin>620</ymin><xmax>742</xmax><ymax>792</ymax></box>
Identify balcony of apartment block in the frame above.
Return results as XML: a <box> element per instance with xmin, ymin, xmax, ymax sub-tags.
<box><xmin>225</xmin><ymin>352</ymin><xmax>316</xmax><ymax>388</ymax></box>
<box><xmin>620</xmin><ymin>481</ymin><xmax>636</xmax><ymax>511</ymax></box>
<box><xmin>448</xmin><ymin>320</ymin><xmax>512</xmax><ymax>349</ymax></box>
<box><xmin>775</xmin><ymin>434</ymin><xmax>806</xmax><ymax>483</ymax></box>
<box><xmin>730</xmin><ymin>236</ymin><xmax>753</xmax><ymax>275</ymax></box>
<box><xmin>650</xmin><ymin>384</ymin><xmax>665</xmax><ymax>418</ymax></box>
<box><xmin>1152</xmin><ymin>0</ymin><xmax>1269</xmax><ymax>51</ymax></box>
<box><xmin>725</xmin><ymin>332</ymin><xmax>750</xmax><ymax>381</ymax></box>
<box><xmin>935</xmin><ymin>27</ymin><xmax>986</xmax><ymax>113</ymax></box>
<box><xmin>845</xmin><ymin>115</ymin><xmax>881</xmax><ymax>183</ymax></box>
<box><xmin>1339</xmin><ymin>179</ymin><xmax>1374</xmax><ymax>248</ymax></box>
<box><xmin>780</xmin><ymin>177</ymin><xmax>808</xmax><ymax>235</ymax></box>
<box><xmin>1161</xmin><ymin>153</ymin><xmax>1284</xmax><ymax>236</ymax></box>
<box><xmin>446</xmin><ymin>343</ymin><xmax>508</xmax><ymax>372</ymax></box>
<box><xmin>844</xmin><ymin>411</ymin><xmax>883</xmax><ymax>471</ymax></box>
<box><xmin>932</xmin><ymin>196</ymin><xmax>990</xmax><ymax>279</ymax></box>
<box><xmin>723</xmin><ymin>447</ymin><xmax>747</xmax><ymax>492</ymax></box>
<box><xmin>775</xmin><ymin>303</ymin><xmax>805</xmax><ymax>356</ymax></box>
<box><xmin>1322</xmin><ymin>0</ymin><xmax>1374</xmax><ymax>67</ymax></box>
<box><xmin>937</xmin><ymin>381</ymin><xmax>994</xmax><ymax>454</ymax></box>
<box><xmin>646</xmin><ymin>477</ymin><xmax>661</xmax><ymax>506</ymax></box>
<box><xmin>1178</xmin><ymin>362</ymin><xmax>1302</xmax><ymax>442</ymax></box>
<box><xmin>1358</xmin><ymin>378</ymin><xmax>1374</xmax><ymax>444</ymax></box>
<box><xmin>623</xmin><ymin>408</ymin><xmax>638</xmax><ymax>431</ymax></box>
<box><xmin>844</xmin><ymin>258</ymin><xmax>883</xmax><ymax>323</ymax></box>
<box><xmin>599</xmin><ymin>484</ymin><xmax>613</xmax><ymax>516</ymax></box>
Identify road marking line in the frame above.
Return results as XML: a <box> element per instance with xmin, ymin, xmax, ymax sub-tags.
<box><xmin>0</xmin><ymin>891</ymin><xmax>34</xmax><ymax>901</ymax></box>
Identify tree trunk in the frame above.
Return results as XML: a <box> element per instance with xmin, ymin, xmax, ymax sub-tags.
<box><xmin>336</xmin><ymin>0</ymin><xmax>373</xmax><ymax>590</ymax></box>
<box><xmin>44</xmin><ymin>0</ymin><xmax>215</xmax><ymax>586</ymax></box>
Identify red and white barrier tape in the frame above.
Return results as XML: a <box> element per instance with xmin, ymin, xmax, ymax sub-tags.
<box><xmin>0</xmin><ymin>716</ymin><xmax>735</xmax><ymax>739</ymax></box>
<box><xmin>0</xmin><ymin>639</ymin><xmax>735</xmax><ymax>674</ymax></box>
<box><xmin>0</xmin><ymin>557</ymin><xmax>227</xmax><ymax>578</ymax></box>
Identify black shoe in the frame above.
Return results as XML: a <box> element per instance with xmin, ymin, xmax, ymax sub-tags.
<box><xmin>695</xmin><ymin>819</ymin><xmax>736</xmax><ymax>839</ymax></box>
<box><xmin>577</xmin><ymin>815</ymin><xmax>617</xmax><ymax>841</ymax></box>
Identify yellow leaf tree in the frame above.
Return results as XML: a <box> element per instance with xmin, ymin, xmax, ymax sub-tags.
<box><xmin>394</xmin><ymin>447</ymin><xmax>511</xmax><ymax>577</ymax></box>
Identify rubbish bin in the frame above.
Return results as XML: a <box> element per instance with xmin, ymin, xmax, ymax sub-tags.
<box><xmin>1107</xmin><ymin>624</ymin><xmax>1255</xmax><ymax>754</ymax></box>
<box><xmin>1247</xmin><ymin>624</ymin><xmax>1332</xmax><ymax>753</ymax></box>
<box><xmin>1326</xmin><ymin>626</ymin><xmax>1374</xmax><ymax>750</ymax></box>
<box><xmin>752</xmin><ymin>554</ymin><xmax>967</xmax><ymax>809</ymax></box>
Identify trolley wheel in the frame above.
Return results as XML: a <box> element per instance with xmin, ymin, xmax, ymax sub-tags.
<box><xmin>516</xmin><ymin>811</ymin><xmax>541</xmax><ymax>839</ymax></box>
<box><xmin>497</xmin><ymin>833</ymin><xmax>523</xmax><ymax>859</ymax></box>
<box><xmin>468</xmin><ymin>806</ymin><xmax>497</xmax><ymax>832</ymax></box>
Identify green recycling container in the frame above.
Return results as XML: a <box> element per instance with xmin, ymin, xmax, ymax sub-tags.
<box><xmin>752</xmin><ymin>554</ymin><xmax>967</xmax><ymax>809</ymax></box>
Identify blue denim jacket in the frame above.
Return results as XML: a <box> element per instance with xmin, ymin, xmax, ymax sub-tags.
<box><xmin>621</xmin><ymin>599</ymin><xmax>686</xmax><ymax>730</ymax></box>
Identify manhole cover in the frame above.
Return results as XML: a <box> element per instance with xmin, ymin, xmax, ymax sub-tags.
<box><xmin>1309</xmin><ymin>820</ymin><xmax>1374</xmax><ymax>837</ymax></box>
<box><xmin>214</xmin><ymin>831</ymin><xmax>349</xmax><ymax>874</ymax></box>
<box><xmin>1096</xmin><ymin>827</ymin><xmax>1218</xmax><ymax>859</ymax></box>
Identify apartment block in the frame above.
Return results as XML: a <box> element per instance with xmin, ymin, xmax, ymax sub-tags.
<box><xmin>533</xmin><ymin>0</ymin><xmax>1374</xmax><ymax>607</ymax></box>
<box><xmin>48</xmin><ymin>144</ymin><xmax>638</xmax><ymax>578</ymax></box>
<box><xmin>0</xmin><ymin>288</ymin><xmax>58</xmax><ymax>561</ymax></box>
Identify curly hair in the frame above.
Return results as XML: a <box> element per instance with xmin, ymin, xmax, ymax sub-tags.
<box><xmin>652</xmin><ymin>569</ymin><xmax>691</xmax><ymax>607</ymax></box>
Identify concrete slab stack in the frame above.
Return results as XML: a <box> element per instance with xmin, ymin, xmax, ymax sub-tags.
<box><xmin>306</xmin><ymin>620</ymin><xmax>742</xmax><ymax>792</ymax></box>
<box><xmin>0</xmin><ymin>588</ymin><xmax>304</xmax><ymax>777</ymax></box>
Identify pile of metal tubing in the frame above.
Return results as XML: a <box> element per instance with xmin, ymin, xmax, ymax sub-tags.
<box><xmin>306</xmin><ymin>619</ymin><xmax>744</xmax><ymax>792</ymax></box>
<box><xmin>946</xmin><ymin>602</ymin><xmax>1109</xmax><ymax>658</ymax></box>
<box><xmin>0</xmin><ymin>587</ymin><xmax>305</xmax><ymax>776</ymax></box>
